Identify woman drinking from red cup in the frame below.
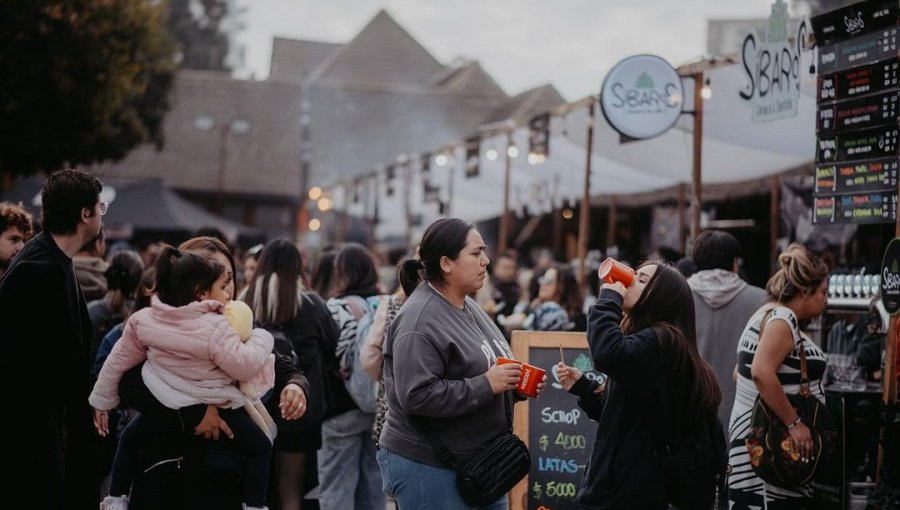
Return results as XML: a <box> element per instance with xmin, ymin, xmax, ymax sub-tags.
<box><xmin>570</xmin><ymin>262</ymin><xmax>722</xmax><ymax>510</ymax></box>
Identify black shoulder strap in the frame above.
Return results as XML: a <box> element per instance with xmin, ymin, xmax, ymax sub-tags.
<box><xmin>409</xmin><ymin>414</ymin><xmax>460</xmax><ymax>469</ymax></box>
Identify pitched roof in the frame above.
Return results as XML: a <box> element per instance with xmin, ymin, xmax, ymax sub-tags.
<box><xmin>91</xmin><ymin>71</ymin><xmax>302</xmax><ymax>200</ymax></box>
<box><xmin>433</xmin><ymin>60</ymin><xmax>507</xmax><ymax>99</ymax></box>
<box><xmin>482</xmin><ymin>84</ymin><xmax>567</xmax><ymax>124</ymax></box>
<box><xmin>269</xmin><ymin>37</ymin><xmax>342</xmax><ymax>83</ymax></box>
<box><xmin>307</xmin><ymin>10</ymin><xmax>446</xmax><ymax>88</ymax></box>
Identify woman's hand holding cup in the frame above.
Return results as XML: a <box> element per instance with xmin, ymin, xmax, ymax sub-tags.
<box><xmin>487</xmin><ymin>361</ymin><xmax>522</xmax><ymax>394</ymax></box>
<box><xmin>555</xmin><ymin>362</ymin><xmax>583</xmax><ymax>392</ymax></box>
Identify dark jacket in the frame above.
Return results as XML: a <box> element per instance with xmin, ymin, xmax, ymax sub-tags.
<box><xmin>0</xmin><ymin>231</ymin><xmax>98</xmax><ymax>509</ymax></box>
<box><xmin>579</xmin><ymin>290</ymin><xmax>668</xmax><ymax>510</ymax></box>
<box><xmin>120</xmin><ymin>353</ymin><xmax>310</xmax><ymax>510</ymax></box>
<box><xmin>266</xmin><ymin>291</ymin><xmax>345</xmax><ymax>426</ymax></box>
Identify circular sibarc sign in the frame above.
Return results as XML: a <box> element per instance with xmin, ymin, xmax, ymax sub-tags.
<box><xmin>881</xmin><ymin>237</ymin><xmax>900</xmax><ymax>315</ymax></box>
<box><xmin>600</xmin><ymin>54</ymin><xmax>684</xmax><ymax>140</ymax></box>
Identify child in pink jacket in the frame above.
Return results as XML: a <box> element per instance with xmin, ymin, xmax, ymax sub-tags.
<box><xmin>90</xmin><ymin>246</ymin><xmax>275</xmax><ymax>510</ymax></box>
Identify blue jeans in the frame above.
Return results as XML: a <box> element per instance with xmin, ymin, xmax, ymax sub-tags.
<box><xmin>377</xmin><ymin>447</ymin><xmax>509</xmax><ymax>510</ymax></box>
<box><xmin>317</xmin><ymin>408</ymin><xmax>384</xmax><ymax>510</ymax></box>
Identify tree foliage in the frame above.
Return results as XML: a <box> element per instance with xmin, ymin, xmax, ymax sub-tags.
<box><xmin>0</xmin><ymin>0</ymin><xmax>177</xmax><ymax>176</ymax></box>
<box><xmin>168</xmin><ymin>0</ymin><xmax>231</xmax><ymax>71</ymax></box>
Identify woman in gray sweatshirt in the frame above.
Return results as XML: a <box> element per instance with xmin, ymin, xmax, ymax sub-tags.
<box><xmin>378</xmin><ymin>218</ymin><xmax>539</xmax><ymax>510</ymax></box>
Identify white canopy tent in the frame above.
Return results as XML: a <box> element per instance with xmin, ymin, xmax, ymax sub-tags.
<box><xmin>363</xmin><ymin>49</ymin><xmax>818</xmax><ymax>241</ymax></box>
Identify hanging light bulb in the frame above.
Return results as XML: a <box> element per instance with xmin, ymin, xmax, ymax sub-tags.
<box><xmin>435</xmin><ymin>154</ymin><xmax>448</xmax><ymax>166</ymax></box>
<box><xmin>486</xmin><ymin>149</ymin><xmax>498</xmax><ymax>161</ymax></box>
<box><xmin>507</xmin><ymin>145</ymin><xmax>519</xmax><ymax>158</ymax></box>
<box><xmin>308</xmin><ymin>186</ymin><xmax>322</xmax><ymax>201</ymax></box>
<box><xmin>309</xmin><ymin>219</ymin><xmax>321</xmax><ymax>232</ymax></box>
<box><xmin>700</xmin><ymin>76</ymin><xmax>712</xmax><ymax>100</ymax></box>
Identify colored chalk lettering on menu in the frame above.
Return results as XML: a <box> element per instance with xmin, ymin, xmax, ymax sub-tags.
<box><xmin>509</xmin><ymin>331</ymin><xmax>603</xmax><ymax>510</ymax></box>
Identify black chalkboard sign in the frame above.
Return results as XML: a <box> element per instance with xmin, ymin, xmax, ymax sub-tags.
<box><xmin>817</xmin><ymin>90</ymin><xmax>899</xmax><ymax>134</ymax></box>
<box><xmin>813</xmin><ymin>190</ymin><xmax>898</xmax><ymax>224</ymax></box>
<box><xmin>818</xmin><ymin>59</ymin><xmax>900</xmax><ymax>103</ymax></box>
<box><xmin>811</xmin><ymin>0</ymin><xmax>897</xmax><ymax>47</ymax></box>
<box><xmin>818</xmin><ymin>27</ymin><xmax>899</xmax><ymax>75</ymax></box>
<box><xmin>509</xmin><ymin>331</ymin><xmax>604</xmax><ymax>510</ymax></box>
<box><xmin>816</xmin><ymin>126</ymin><xmax>899</xmax><ymax>164</ymax></box>
<box><xmin>815</xmin><ymin>158</ymin><xmax>899</xmax><ymax>194</ymax></box>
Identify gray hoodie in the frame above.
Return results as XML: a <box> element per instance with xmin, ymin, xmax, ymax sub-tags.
<box><xmin>688</xmin><ymin>269</ymin><xmax>767</xmax><ymax>428</ymax></box>
<box><xmin>380</xmin><ymin>283</ymin><xmax>517</xmax><ymax>467</ymax></box>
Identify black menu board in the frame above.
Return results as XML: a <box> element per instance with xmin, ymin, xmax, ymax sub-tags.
<box><xmin>813</xmin><ymin>4</ymin><xmax>900</xmax><ymax>226</ymax></box>
<box><xmin>818</xmin><ymin>26</ymin><xmax>899</xmax><ymax>75</ymax></box>
<box><xmin>813</xmin><ymin>190</ymin><xmax>898</xmax><ymax>224</ymax></box>
<box><xmin>816</xmin><ymin>126</ymin><xmax>899</xmax><ymax>163</ymax></box>
<box><xmin>811</xmin><ymin>0</ymin><xmax>897</xmax><ymax>46</ymax></box>
<box><xmin>818</xmin><ymin>59</ymin><xmax>900</xmax><ymax>103</ymax></box>
<box><xmin>510</xmin><ymin>331</ymin><xmax>600</xmax><ymax>510</ymax></box>
<box><xmin>815</xmin><ymin>158</ymin><xmax>899</xmax><ymax>194</ymax></box>
<box><xmin>817</xmin><ymin>90</ymin><xmax>899</xmax><ymax>133</ymax></box>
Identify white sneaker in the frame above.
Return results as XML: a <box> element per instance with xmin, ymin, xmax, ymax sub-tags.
<box><xmin>99</xmin><ymin>495</ymin><xmax>129</xmax><ymax>510</ymax></box>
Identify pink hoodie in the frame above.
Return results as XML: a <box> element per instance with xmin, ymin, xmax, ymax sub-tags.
<box><xmin>90</xmin><ymin>296</ymin><xmax>275</xmax><ymax>411</ymax></box>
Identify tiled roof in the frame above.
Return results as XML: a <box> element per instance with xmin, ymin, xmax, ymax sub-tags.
<box><xmin>269</xmin><ymin>37</ymin><xmax>342</xmax><ymax>83</ymax></box>
<box><xmin>92</xmin><ymin>71</ymin><xmax>302</xmax><ymax>200</ymax></box>
<box><xmin>307</xmin><ymin>10</ymin><xmax>446</xmax><ymax>88</ymax></box>
<box><xmin>482</xmin><ymin>84</ymin><xmax>567</xmax><ymax>124</ymax></box>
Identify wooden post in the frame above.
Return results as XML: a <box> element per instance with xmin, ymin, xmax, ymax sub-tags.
<box><xmin>690</xmin><ymin>72</ymin><xmax>704</xmax><ymax>244</ymax></box>
<box><xmin>403</xmin><ymin>162</ymin><xmax>413</xmax><ymax>248</ymax></box>
<box><xmin>606</xmin><ymin>196</ymin><xmax>617</xmax><ymax>251</ymax></box>
<box><xmin>499</xmin><ymin>131</ymin><xmax>513</xmax><ymax>253</ymax></box>
<box><xmin>678</xmin><ymin>183</ymin><xmax>687</xmax><ymax>254</ymax></box>
<box><xmin>445</xmin><ymin>155</ymin><xmax>455</xmax><ymax>217</ymax></box>
<box><xmin>553</xmin><ymin>206</ymin><xmax>563</xmax><ymax>255</ymax></box>
<box><xmin>577</xmin><ymin>100</ymin><xmax>595</xmax><ymax>284</ymax></box>
<box><xmin>770</xmin><ymin>175</ymin><xmax>781</xmax><ymax>275</ymax></box>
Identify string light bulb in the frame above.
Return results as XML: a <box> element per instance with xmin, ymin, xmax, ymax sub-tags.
<box><xmin>507</xmin><ymin>145</ymin><xmax>519</xmax><ymax>158</ymax></box>
<box><xmin>308</xmin><ymin>186</ymin><xmax>322</xmax><ymax>201</ymax></box>
<box><xmin>700</xmin><ymin>76</ymin><xmax>712</xmax><ymax>100</ymax></box>
<box><xmin>435</xmin><ymin>154</ymin><xmax>448</xmax><ymax>166</ymax></box>
<box><xmin>309</xmin><ymin>219</ymin><xmax>321</xmax><ymax>232</ymax></box>
<box><xmin>486</xmin><ymin>149</ymin><xmax>498</xmax><ymax>161</ymax></box>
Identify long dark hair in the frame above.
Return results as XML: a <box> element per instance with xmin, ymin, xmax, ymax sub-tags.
<box><xmin>623</xmin><ymin>263</ymin><xmax>721</xmax><ymax>415</ymax></box>
<box><xmin>550</xmin><ymin>264</ymin><xmax>582</xmax><ymax>322</ymax></box>
<box><xmin>333</xmin><ymin>243</ymin><xmax>380</xmax><ymax>298</ymax></box>
<box><xmin>243</xmin><ymin>238</ymin><xmax>308</xmax><ymax>325</ymax></box>
<box><xmin>398</xmin><ymin>218</ymin><xmax>473</xmax><ymax>296</ymax></box>
<box><xmin>311</xmin><ymin>248</ymin><xmax>336</xmax><ymax>299</ymax></box>
<box><xmin>104</xmin><ymin>250</ymin><xmax>144</xmax><ymax>320</ymax></box>
<box><xmin>152</xmin><ymin>245</ymin><xmax>224</xmax><ymax>307</ymax></box>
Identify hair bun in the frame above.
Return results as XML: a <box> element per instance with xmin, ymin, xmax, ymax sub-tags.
<box><xmin>104</xmin><ymin>265</ymin><xmax>130</xmax><ymax>291</ymax></box>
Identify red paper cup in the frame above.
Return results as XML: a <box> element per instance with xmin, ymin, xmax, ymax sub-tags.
<box><xmin>598</xmin><ymin>258</ymin><xmax>635</xmax><ymax>287</ymax></box>
<box><xmin>518</xmin><ymin>363</ymin><xmax>546</xmax><ymax>398</ymax></box>
<box><xmin>496</xmin><ymin>357</ymin><xmax>544</xmax><ymax>398</ymax></box>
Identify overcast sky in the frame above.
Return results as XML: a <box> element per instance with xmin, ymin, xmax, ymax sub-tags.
<box><xmin>236</xmin><ymin>0</ymin><xmax>793</xmax><ymax>100</ymax></box>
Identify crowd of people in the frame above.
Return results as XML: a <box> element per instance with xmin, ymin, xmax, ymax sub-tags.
<box><xmin>0</xmin><ymin>168</ymin><xmax>861</xmax><ymax>510</ymax></box>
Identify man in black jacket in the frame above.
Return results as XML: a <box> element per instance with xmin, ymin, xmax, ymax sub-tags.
<box><xmin>0</xmin><ymin>169</ymin><xmax>105</xmax><ymax>508</ymax></box>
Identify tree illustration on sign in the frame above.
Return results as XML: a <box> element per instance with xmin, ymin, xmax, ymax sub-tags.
<box><xmin>635</xmin><ymin>72</ymin><xmax>654</xmax><ymax>89</ymax></box>
<box><xmin>572</xmin><ymin>353</ymin><xmax>594</xmax><ymax>373</ymax></box>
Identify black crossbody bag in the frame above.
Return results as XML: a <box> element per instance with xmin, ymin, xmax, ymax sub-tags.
<box><xmin>411</xmin><ymin>408</ymin><xmax>530</xmax><ymax>507</ymax></box>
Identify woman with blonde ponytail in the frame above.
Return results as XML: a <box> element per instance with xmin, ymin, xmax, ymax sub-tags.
<box><xmin>728</xmin><ymin>243</ymin><xmax>829</xmax><ymax>509</ymax></box>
